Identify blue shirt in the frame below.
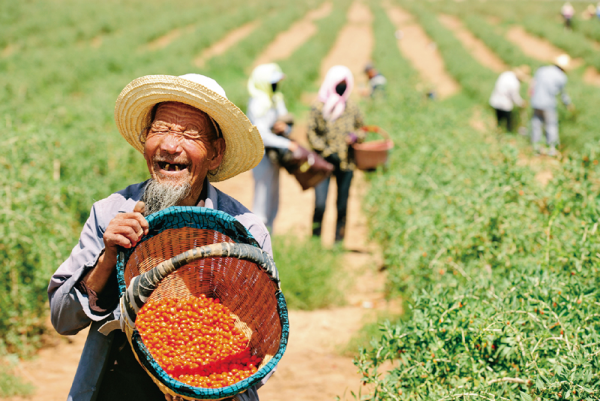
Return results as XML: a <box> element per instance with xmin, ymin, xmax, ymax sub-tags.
<box><xmin>48</xmin><ymin>180</ymin><xmax>271</xmax><ymax>401</ymax></box>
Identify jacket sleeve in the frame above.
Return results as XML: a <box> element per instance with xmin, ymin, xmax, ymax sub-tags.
<box><xmin>307</xmin><ymin>105</ymin><xmax>328</xmax><ymax>153</ymax></box>
<box><xmin>559</xmin><ymin>77</ymin><xmax>571</xmax><ymax>106</ymax></box>
<box><xmin>510</xmin><ymin>80</ymin><xmax>525</xmax><ymax>108</ymax></box>
<box><xmin>249</xmin><ymin>100</ymin><xmax>291</xmax><ymax>150</ymax></box>
<box><xmin>48</xmin><ymin>203</ymin><xmax>116</xmax><ymax>335</ymax></box>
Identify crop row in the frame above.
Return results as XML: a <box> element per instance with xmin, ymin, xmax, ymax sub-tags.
<box><xmin>0</xmin><ymin>0</ymin><xmax>341</xmax><ymax>358</ymax></box>
<box><xmin>354</xmin><ymin>2</ymin><xmax>600</xmax><ymax>400</ymax></box>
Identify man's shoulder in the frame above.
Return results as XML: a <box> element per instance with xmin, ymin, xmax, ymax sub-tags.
<box><xmin>214</xmin><ymin>187</ymin><xmax>255</xmax><ymax>220</ymax></box>
<box><xmin>93</xmin><ymin>181</ymin><xmax>147</xmax><ymax>216</ymax></box>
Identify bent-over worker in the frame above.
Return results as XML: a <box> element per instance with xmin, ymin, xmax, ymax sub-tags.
<box><xmin>530</xmin><ymin>55</ymin><xmax>574</xmax><ymax>156</ymax></box>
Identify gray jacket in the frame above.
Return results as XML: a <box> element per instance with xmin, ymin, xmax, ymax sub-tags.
<box><xmin>530</xmin><ymin>65</ymin><xmax>571</xmax><ymax>110</ymax></box>
<box><xmin>48</xmin><ymin>181</ymin><xmax>271</xmax><ymax>401</ymax></box>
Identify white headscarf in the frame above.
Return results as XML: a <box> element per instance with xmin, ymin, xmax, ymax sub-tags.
<box><xmin>247</xmin><ymin>63</ymin><xmax>285</xmax><ymax>117</ymax></box>
<box><xmin>318</xmin><ymin>65</ymin><xmax>354</xmax><ymax>122</ymax></box>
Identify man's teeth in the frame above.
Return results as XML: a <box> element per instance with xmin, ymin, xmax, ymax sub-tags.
<box><xmin>160</xmin><ymin>162</ymin><xmax>184</xmax><ymax>171</ymax></box>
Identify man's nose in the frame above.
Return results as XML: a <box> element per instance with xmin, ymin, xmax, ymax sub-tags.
<box><xmin>159</xmin><ymin>134</ymin><xmax>183</xmax><ymax>154</ymax></box>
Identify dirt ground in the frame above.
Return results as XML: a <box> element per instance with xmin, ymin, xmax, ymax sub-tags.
<box><xmin>145</xmin><ymin>24</ymin><xmax>196</xmax><ymax>51</ymax></box>
<box><xmin>439</xmin><ymin>14</ymin><xmax>507</xmax><ymax>73</ymax></box>
<box><xmin>252</xmin><ymin>2</ymin><xmax>333</xmax><ymax>68</ymax></box>
<box><xmin>4</xmin><ymin>3</ymin><xmax>388</xmax><ymax>401</ymax></box>
<box><xmin>194</xmin><ymin>21</ymin><xmax>260</xmax><ymax>68</ymax></box>
<box><xmin>385</xmin><ymin>4</ymin><xmax>460</xmax><ymax>99</ymax></box>
<box><xmin>505</xmin><ymin>26</ymin><xmax>583</xmax><ymax>71</ymax></box>
<box><xmin>584</xmin><ymin>66</ymin><xmax>600</xmax><ymax>87</ymax></box>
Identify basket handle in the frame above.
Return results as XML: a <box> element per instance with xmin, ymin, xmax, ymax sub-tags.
<box><xmin>360</xmin><ymin>125</ymin><xmax>391</xmax><ymax>141</ymax></box>
<box><xmin>120</xmin><ymin>243</ymin><xmax>279</xmax><ymax>331</ymax></box>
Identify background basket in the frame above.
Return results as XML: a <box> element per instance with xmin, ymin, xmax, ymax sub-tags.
<box><xmin>351</xmin><ymin>126</ymin><xmax>394</xmax><ymax>171</ymax></box>
<box><xmin>116</xmin><ymin>206</ymin><xmax>289</xmax><ymax>400</ymax></box>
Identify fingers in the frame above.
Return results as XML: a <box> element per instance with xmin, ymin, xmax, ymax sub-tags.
<box><xmin>134</xmin><ymin>201</ymin><xmax>146</xmax><ymax>215</ymax></box>
<box><xmin>103</xmin><ymin>210</ymin><xmax>149</xmax><ymax>250</ymax></box>
<box><xmin>116</xmin><ymin>210</ymin><xmax>149</xmax><ymax>236</ymax></box>
<box><xmin>128</xmin><ymin>208</ymin><xmax>150</xmax><ymax>235</ymax></box>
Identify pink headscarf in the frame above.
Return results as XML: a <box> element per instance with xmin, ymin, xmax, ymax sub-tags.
<box><xmin>318</xmin><ymin>65</ymin><xmax>354</xmax><ymax>122</ymax></box>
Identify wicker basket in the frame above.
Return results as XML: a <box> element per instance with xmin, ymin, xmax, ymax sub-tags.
<box><xmin>115</xmin><ymin>206</ymin><xmax>288</xmax><ymax>400</ymax></box>
<box><xmin>351</xmin><ymin>126</ymin><xmax>394</xmax><ymax>171</ymax></box>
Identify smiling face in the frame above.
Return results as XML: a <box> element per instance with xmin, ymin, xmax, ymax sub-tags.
<box><xmin>143</xmin><ymin>102</ymin><xmax>225</xmax><ymax>206</ymax></box>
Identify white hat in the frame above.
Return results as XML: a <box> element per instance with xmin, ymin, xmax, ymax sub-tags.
<box><xmin>555</xmin><ymin>54</ymin><xmax>571</xmax><ymax>70</ymax></box>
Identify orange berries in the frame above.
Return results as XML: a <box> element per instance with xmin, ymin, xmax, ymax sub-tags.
<box><xmin>136</xmin><ymin>295</ymin><xmax>261</xmax><ymax>388</ymax></box>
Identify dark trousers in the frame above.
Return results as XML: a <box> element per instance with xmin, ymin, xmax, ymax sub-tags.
<box><xmin>312</xmin><ymin>154</ymin><xmax>353</xmax><ymax>242</ymax></box>
<box><xmin>96</xmin><ymin>331</ymin><xmax>165</xmax><ymax>401</ymax></box>
<box><xmin>494</xmin><ymin>108</ymin><xmax>514</xmax><ymax>132</ymax></box>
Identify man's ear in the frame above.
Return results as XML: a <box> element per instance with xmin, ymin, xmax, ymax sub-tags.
<box><xmin>208</xmin><ymin>138</ymin><xmax>226</xmax><ymax>170</ymax></box>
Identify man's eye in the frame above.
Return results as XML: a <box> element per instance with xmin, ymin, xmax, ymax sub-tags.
<box><xmin>183</xmin><ymin>131</ymin><xmax>201</xmax><ymax>139</ymax></box>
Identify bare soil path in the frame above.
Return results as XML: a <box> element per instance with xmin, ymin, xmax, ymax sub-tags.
<box><xmin>194</xmin><ymin>21</ymin><xmax>260</xmax><ymax>68</ymax></box>
<box><xmin>252</xmin><ymin>2</ymin><xmax>333</xmax><ymax>67</ymax></box>
<box><xmin>584</xmin><ymin>66</ymin><xmax>600</xmax><ymax>87</ymax></box>
<box><xmin>385</xmin><ymin>4</ymin><xmax>460</xmax><ymax>99</ymax></box>
<box><xmin>438</xmin><ymin>14</ymin><xmax>507</xmax><ymax>73</ymax></box>
<box><xmin>145</xmin><ymin>24</ymin><xmax>196</xmax><ymax>51</ymax></box>
<box><xmin>505</xmin><ymin>26</ymin><xmax>583</xmax><ymax>71</ymax></box>
<box><xmin>5</xmin><ymin>4</ymin><xmax>388</xmax><ymax>401</ymax></box>
<box><xmin>221</xmin><ymin>3</ymin><xmax>388</xmax><ymax>400</ymax></box>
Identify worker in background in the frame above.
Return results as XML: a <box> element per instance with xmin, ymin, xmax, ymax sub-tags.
<box><xmin>561</xmin><ymin>2</ymin><xmax>575</xmax><ymax>29</ymax></box>
<box><xmin>247</xmin><ymin>63</ymin><xmax>299</xmax><ymax>233</ymax></box>
<box><xmin>489</xmin><ymin>65</ymin><xmax>530</xmax><ymax>133</ymax></box>
<box><xmin>529</xmin><ymin>54</ymin><xmax>574</xmax><ymax>157</ymax></box>
<box><xmin>308</xmin><ymin>66</ymin><xmax>364</xmax><ymax>244</ymax></box>
<box><xmin>363</xmin><ymin>63</ymin><xmax>387</xmax><ymax>98</ymax></box>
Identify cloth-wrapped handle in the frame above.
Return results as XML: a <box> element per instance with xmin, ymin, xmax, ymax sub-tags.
<box><xmin>101</xmin><ymin>242</ymin><xmax>279</xmax><ymax>336</ymax></box>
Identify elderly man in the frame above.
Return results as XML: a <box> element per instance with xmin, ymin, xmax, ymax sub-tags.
<box><xmin>48</xmin><ymin>74</ymin><xmax>269</xmax><ymax>401</ymax></box>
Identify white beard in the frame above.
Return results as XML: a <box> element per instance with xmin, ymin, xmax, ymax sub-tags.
<box><xmin>141</xmin><ymin>179</ymin><xmax>192</xmax><ymax>217</ymax></box>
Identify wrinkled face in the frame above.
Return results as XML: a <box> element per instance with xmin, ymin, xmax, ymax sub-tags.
<box><xmin>143</xmin><ymin>102</ymin><xmax>225</xmax><ymax>205</ymax></box>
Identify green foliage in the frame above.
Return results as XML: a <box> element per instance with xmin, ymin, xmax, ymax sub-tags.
<box><xmin>272</xmin><ymin>235</ymin><xmax>345</xmax><ymax>311</ymax></box>
<box><xmin>402</xmin><ymin>2</ymin><xmax>496</xmax><ymax>102</ymax></box>
<box><xmin>0</xmin><ymin>364</ymin><xmax>33</xmax><ymax>397</ymax></box>
<box><xmin>436</xmin><ymin>3</ymin><xmax>600</xmax><ymax>151</ymax></box>
<box><xmin>0</xmin><ymin>0</ymin><xmax>327</xmax><ymax>356</ymax></box>
<box><xmin>353</xmin><ymin>2</ymin><xmax>600</xmax><ymax>400</ymax></box>
<box><xmin>278</xmin><ymin>0</ymin><xmax>351</xmax><ymax>115</ymax></box>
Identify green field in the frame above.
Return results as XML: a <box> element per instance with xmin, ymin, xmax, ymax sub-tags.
<box><xmin>2</xmin><ymin>0</ymin><xmax>600</xmax><ymax>399</ymax></box>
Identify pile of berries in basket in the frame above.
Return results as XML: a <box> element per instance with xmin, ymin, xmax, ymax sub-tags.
<box><xmin>136</xmin><ymin>294</ymin><xmax>262</xmax><ymax>388</ymax></box>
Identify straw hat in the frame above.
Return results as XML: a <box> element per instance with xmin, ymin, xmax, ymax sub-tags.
<box><xmin>512</xmin><ymin>65</ymin><xmax>531</xmax><ymax>82</ymax></box>
<box><xmin>114</xmin><ymin>74</ymin><xmax>264</xmax><ymax>182</ymax></box>
<box><xmin>555</xmin><ymin>54</ymin><xmax>571</xmax><ymax>70</ymax></box>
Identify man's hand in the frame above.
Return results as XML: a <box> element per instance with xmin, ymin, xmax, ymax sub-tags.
<box><xmin>103</xmin><ymin>201</ymin><xmax>149</xmax><ymax>253</ymax></box>
<box><xmin>288</xmin><ymin>141</ymin><xmax>299</xmax><ymax>152</ymax></box>
<box><xmin>82</xmin><ymin>201</ymin><xmax>148</xmax><ymax>294</ymax></box>
<box><xmin>272</xmin><ymin>121</ymin><xmax>288</xmax><ymax>135</ymax></box>
<box><xmin>345</xmin><ymin>132</ymin><xmax>358</xmax><ymax>145</ymax></box>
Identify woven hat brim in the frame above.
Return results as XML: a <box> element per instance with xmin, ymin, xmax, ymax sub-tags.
<box><xmin>114</xmin><ymin>75</ymin><xmax>264</xmax><ymax>182</ymax></box>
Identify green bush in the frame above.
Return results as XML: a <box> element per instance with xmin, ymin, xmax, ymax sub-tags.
<box><xmin>273</xmin><ymin>235</ymin><xmax>345</xmax><ymax>310</ymax></box>
<box><xmin>0</xmin><ymin>364</ymin><xmax>33</xmax><ymax>398</ymax></box>
<box><xmin>0</xmin><ymin>0</ymin><xmax>313</xmax><ymax>357</ymax></box>
<box><xmin>351</xmin><ymin>2</ymin><xmax>600</xmax><ymax>399</ymax></box>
